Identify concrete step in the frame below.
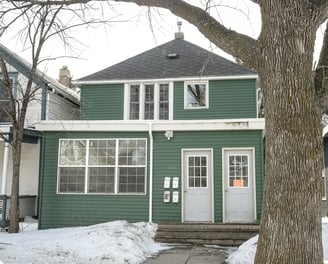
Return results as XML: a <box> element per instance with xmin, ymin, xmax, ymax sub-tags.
<box><xmin>155</xmin><ymin>223</ymin><xmax>259</xmax><ymax>246</ymax></box>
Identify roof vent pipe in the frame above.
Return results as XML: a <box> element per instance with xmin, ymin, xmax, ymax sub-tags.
<box><xmin>174</xmin><ymin>21</ymin><xmax>184</xmax><ymax>40</ymax></box>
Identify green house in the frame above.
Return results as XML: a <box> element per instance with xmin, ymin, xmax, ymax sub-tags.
<box><xmin>36</xmin><ymin>32</ymin><xmax>265</xmax><ymax>229</ymax></box>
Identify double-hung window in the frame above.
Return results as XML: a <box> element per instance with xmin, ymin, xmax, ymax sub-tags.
<box><xmin>58</xmin><ymin>138</ymin><xmax>147</xmax><ymax>194</ymax></box>
<box><xmin>126</xmin><ymin>83</ymin><xmax>171</xmax><ymax>120</ymax></box>
<box><xmin>0</xmin><ymin>78</ymin><xmax>14</xmax><ymax>123</ymax></box>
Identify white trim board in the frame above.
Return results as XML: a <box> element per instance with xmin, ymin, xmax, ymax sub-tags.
<box><xmin>35</xmin><ymin>118</ymin><xmax>265</xmax><ymax>132</ymax></box>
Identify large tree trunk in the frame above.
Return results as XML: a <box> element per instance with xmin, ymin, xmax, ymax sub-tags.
<box><xmin>255</xmin><ymin>2</ymin><xmax>323</xmax><ymax>263</ymax></box>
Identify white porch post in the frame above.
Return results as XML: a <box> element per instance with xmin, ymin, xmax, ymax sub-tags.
<box><xmin>1</xmin><ymin>142</ymin><xmax>9</xmax><ymax>195</ymax></box>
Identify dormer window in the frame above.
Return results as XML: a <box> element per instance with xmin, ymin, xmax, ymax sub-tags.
<box><xmin>125</xmin><ymin>82</ymin><xmax>172</xmax><ymax>120</ymax></box>
<box><xmin>184</xmin><ymin>81</ymin><xmax>209</xmax><ymax>109</ymax></box>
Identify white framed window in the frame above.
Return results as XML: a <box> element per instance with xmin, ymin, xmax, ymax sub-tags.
<box><xmin>125</xmin><ymin>82</ymin><xmax>172</xmax><ymax>120</ymax></box>
<box><xmin>0</xmin><ymin>77</ymin><xmax>15</xmax><ymax>123</ymax></box>
<box><xmin>184</xmin><ymin>81</ymin><xmax>209</xmax><ymax>109</ymax></box>
<box><xmin>187</xmin><ymin>154</ymin><xmax>208</xmax><ymax>188</ymax></box>
<box><xmin>228</xmin><ymin>154</ymin><xmax>249</xmax><ymax>188</ymax></box>
<box><xmin>58</xmin><ymin>138</ymin><xmax>147</xmax><ymax>194</ymax></box>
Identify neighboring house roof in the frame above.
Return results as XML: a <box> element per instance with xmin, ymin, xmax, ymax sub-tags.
<box><xmin>0</xmin><ymin>43</ymin><xmax>80</xmax><ymax>105</ymax></box>
<box><xmin>78</xmin><ymin>38</ymin><xmax>256</xmax><ymax>83</ymax></box>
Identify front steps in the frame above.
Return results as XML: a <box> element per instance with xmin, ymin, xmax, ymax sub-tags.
<box><xmin>155</xmin><ymin>223</ymin><xmax>259</xmax><ymax>246</ymax></box>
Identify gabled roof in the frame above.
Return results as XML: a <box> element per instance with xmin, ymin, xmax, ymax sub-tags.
<box><xmin>78</xmin><ymin>38</ymin><xmax>256</xmax><ymax>83</ymax></box>
<box><xmin>0</xmin><ymin>43</ymin><xmax>80</xmax><ymax>105</ymax></box>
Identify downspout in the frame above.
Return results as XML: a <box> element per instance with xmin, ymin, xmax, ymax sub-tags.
<box><xmin>148</xmin><ymin>123</ymin><xmax>153</xmax><ymax>223</ymax></box>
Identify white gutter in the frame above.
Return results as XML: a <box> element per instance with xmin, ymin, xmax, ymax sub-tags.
<box><xmin>148</xmin><ymin>123</ymin><xmax>153</xmax><ymax>223</ymax></box>
<box><xmin>1</xmin><ymin>142</ymin><xmax>9</xmax><ymax>195</ymax></box>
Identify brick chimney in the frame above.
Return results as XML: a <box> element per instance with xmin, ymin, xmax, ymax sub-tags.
<box><xmin>174</xmin><ymin>21</ymin><xmax>184</xmax><ymax>40</ymax></box>
<box><xmin>59</xmin><ymin>65</ymin><xmax>71</xmax><ymax>87</ymax></box>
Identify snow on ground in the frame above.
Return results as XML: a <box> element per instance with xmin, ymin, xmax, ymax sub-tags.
<box><xmin>0</xmin><ymin>219</ymin><xmax>169</xmax><ymax>264</ymax></box>
<box><xmin>227</xmin><ymin>217</ymin><xmax>328</xmax><ymax>264</ymax></box>
<box><xmin>1</xmin><ymin>217</ymin><xmax>327</xmax><ymax>264</ymax></box>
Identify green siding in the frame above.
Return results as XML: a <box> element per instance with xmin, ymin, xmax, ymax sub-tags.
<box><xmin>80</xmin><ymin>84</ymin><xmax>124</xmax><ymax>120</ymax></box>
<box><xmin>39</xmin><ymin>130</ymin><xmax>263</xmax><ymax>227</ymax></box>
<box><xmin>151</xmin><ymin>130</ymin><xmax>263</xmax><ymax>223</ymax></box>
<box><xmin>39</xmin><ymin>131</ymin><xmax>149</xmax><ymax>229</ymax></box>
<box><xmin>174</xmin><ymin>79</ymin><xmax>257</xmax><ymax>120</ymax></box>
<box><xmin>79</xmin><ymin>79</ymin><xmax>257</xmax><ymax>121</ymax></box>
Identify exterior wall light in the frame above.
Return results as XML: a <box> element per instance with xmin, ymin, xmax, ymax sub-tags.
<box><xmin>164</xmin><ymin>130</ymin><xmax>173</xmax><ymax>140</ymax></box>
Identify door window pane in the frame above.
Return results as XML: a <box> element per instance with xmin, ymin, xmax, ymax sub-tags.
<box><xmin>228</xmin><ymin>154</ymin><xmax>249</xmax><ymax>187</ymax></box>
<box><xmin>188</xmin><ymin>155</ymin><xmax>208</xmax><ymax>188</ymax></box>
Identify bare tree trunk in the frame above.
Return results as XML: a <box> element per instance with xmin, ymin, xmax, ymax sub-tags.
<box><xmin>255</xmin><ymin>2</ymin><xmax>323</xmax><ymax>263</ymax></box>
<box><xmin>8</xmin><ymin>128</ymin><xmax>24</xmax><ymax>233</ymax></box>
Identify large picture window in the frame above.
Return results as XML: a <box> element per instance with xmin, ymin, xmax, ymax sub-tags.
<box><xmin>58</xmin><ymin>139</ymin><xmax>147</xmax><ymax>194</ymax></box>
<box><xmin>126</xmin><ymin>83</ymin><xmax>171</xmax><ymax>120</ymax></box>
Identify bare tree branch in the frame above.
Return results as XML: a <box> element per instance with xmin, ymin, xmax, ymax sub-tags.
<box><xmin>114</xmin><ymin>0</ymin><xmax>261</xmax><ymax>69</ymax></box>
<box><xmin>10</xmin><ymin>0</ymin><xmax>261</xmax><ymax>69</ymax></box>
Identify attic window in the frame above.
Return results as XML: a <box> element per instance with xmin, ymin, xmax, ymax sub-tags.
<box><xmin>167</xmin><ymin>53</ymin><xmax>179</xmax><ymax>59</ymax></box>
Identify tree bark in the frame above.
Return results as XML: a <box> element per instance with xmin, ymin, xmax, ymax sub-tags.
<box><xmin>255</xmin><ymin>2</ymin><xmax>323</xmax><ymax>263</ymax></box>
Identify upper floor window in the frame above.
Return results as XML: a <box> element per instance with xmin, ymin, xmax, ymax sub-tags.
<box><xmin>125</xmin><ymin>83</ymin><xmax>172</xmax><ymax>120</ymax></box>
<box><xmin>0</xmin><ymin>78</ymin><xmax>14</xmax><ymax>123</ymax></box>
<box><xmin>184</xmin><ymin>81</ymin><xmax>208</xmax><ymax>109</ymax></box>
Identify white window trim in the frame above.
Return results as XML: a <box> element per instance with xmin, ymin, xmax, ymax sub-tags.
<box><xmin>57</xmin><ymin>138</ymin><xmax>147</xmax><ymax>195</ymax></box>
<box><xmin>184</xmin><ymin>80</ymin><xmax>209</xmax><ymax>110</ymax></box>
<box><xmin>124</xmin><ymin>82</ymin><xmax>173</xmax><ymax>120</ymax></box>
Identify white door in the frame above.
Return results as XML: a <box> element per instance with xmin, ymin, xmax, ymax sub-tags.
<box><xmin>183</xmin><ymin>150</ymin><xmax>213</xmax><ymax>222</ymax></box>
<box><xmin>223</xmin><ymin>149</ymin><xmax>255</xmax><ymax>223</ymax></box>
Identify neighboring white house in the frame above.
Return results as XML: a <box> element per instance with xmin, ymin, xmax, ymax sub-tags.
<box><xmin>0</xmin><ymin>44</ymin><xmax>80</xmax><ymax>225</ymax></box>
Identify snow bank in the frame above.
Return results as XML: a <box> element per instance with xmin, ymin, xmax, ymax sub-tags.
<box><xmin>0</xmin><ymin>220</ymin><xmax>168</xmax><ymax>264</ymax></box>
<box><xmin>227</xmin><ymin>217</ymin><xmax>328</xmax><ymax>264</ymax></box>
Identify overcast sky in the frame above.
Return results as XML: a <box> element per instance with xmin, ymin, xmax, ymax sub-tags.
<box><xmin>0</xmin><ymin>1</ymin><xmax>325</xmax><ymax>81</ymax></box>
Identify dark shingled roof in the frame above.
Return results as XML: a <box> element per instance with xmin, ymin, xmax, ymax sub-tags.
<box><xmin>78</xmin><ymin>38</ymin><xmax>255</xmax><ymax>82</ymax></box>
